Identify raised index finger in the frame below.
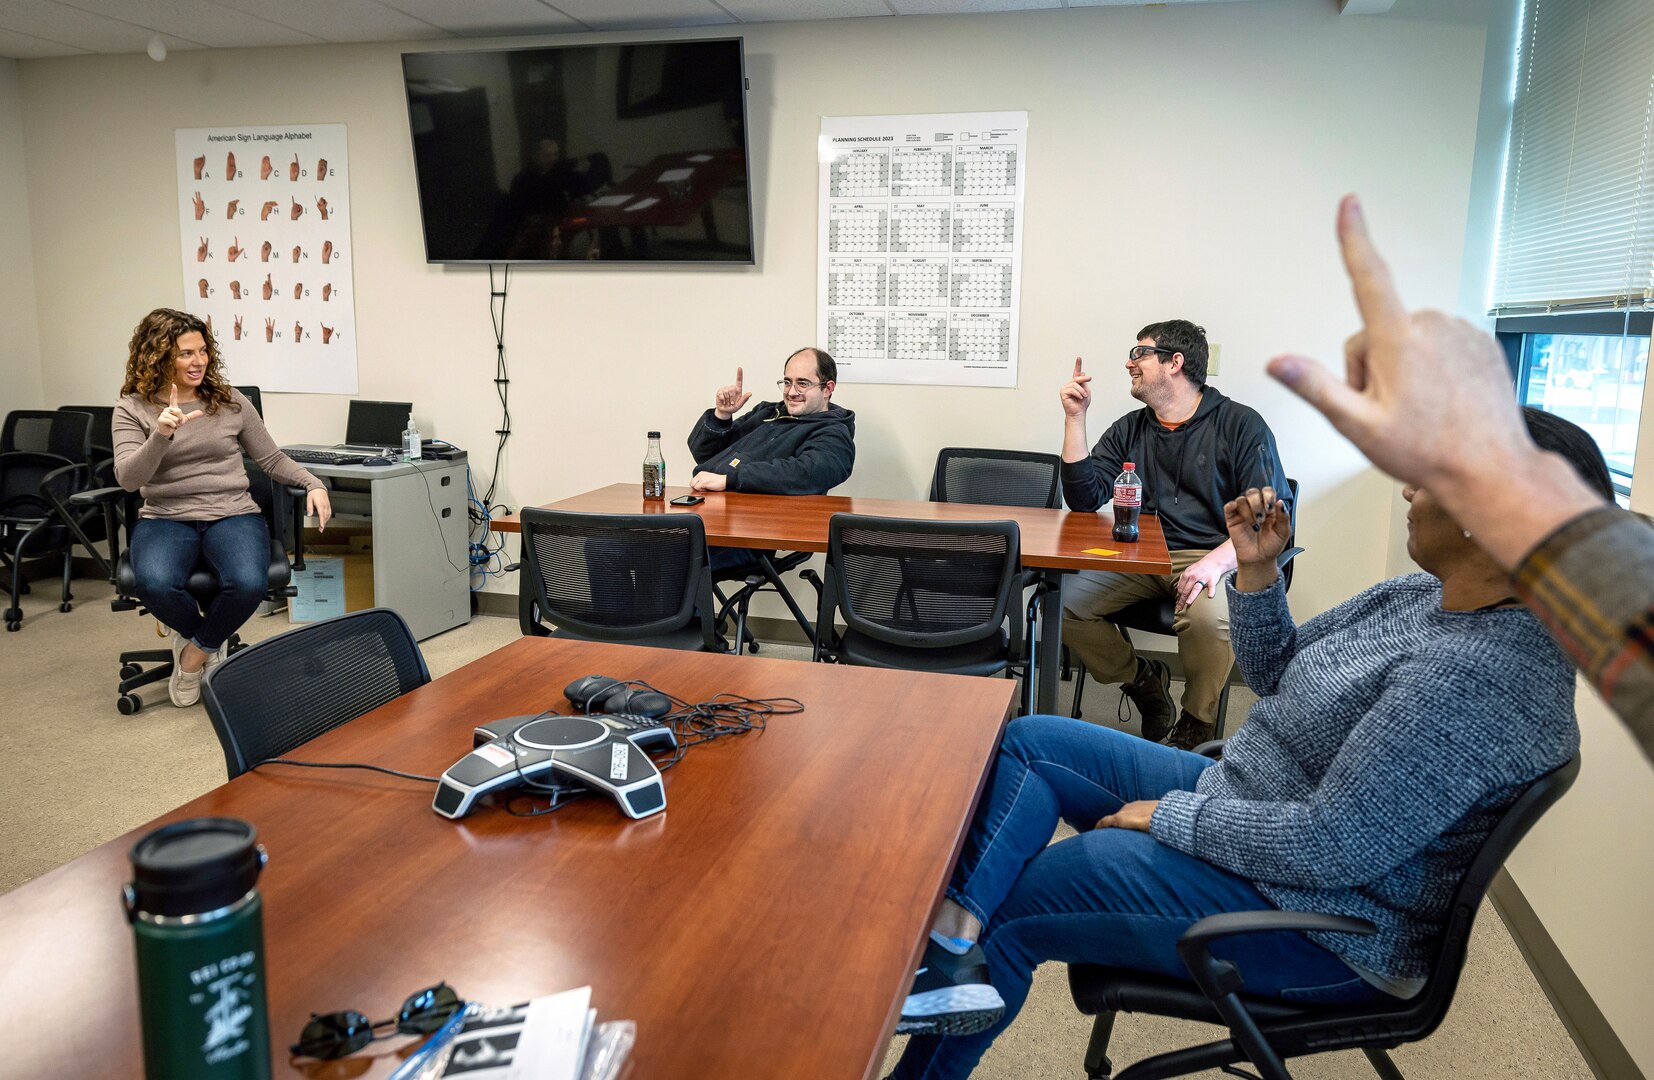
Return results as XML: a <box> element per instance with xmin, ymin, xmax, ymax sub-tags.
<box><xmin>1073</xmin><ymin>356</ymin><xmax>1084</xmax><ymax>377</ymax></box>
<box><xmin>169</xmin><ymin>385</ymin><xmax>177</xmax><ymax>407</ymax></box>
<box><xmin>1338</xmin><ymin>195</ymin><xmax>1406</xmax><ymax>332</ymax></box>
<box><xmin>735</xmin><ymin>366</ymin><xmax>743</xmax><ymax>389</ymax></box>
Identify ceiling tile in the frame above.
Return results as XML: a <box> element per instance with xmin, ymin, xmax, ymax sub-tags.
<box><xmin>0</xmin><ymin>25</ymin><xmax>90</xmax><ymax>58</ymax></box>
<box><xmin>719</xmin><ymin>0</ymin><xmax>893</xmax><ymax>20</ymax></box>
<box><xmin>209</xmin><ymin>0</ymin><xmax>449</xmax><ymax>43</ymax></box>
<box><xmin>50</xmin><ymin>0</ymin><xmax>323</xmax><ymax>48</ymax></box>
<box><xmin>887</xmin><ymin>0</ymin><xmax>1060</xmax><ymax>13</ymax></box>
<box><xmin>379</xmin><ymin>0</ymin><xmax>584</xmax><ymax>36</ymax></box>
<box><xmin>547</xmin><ymin>0</ymin><xmax>734</xmax><ymax>32</ymax></box>
<box><xmin>0</xmin><ymin>0</ymin><xmax>201</xmax><ymax>53</ymax></box>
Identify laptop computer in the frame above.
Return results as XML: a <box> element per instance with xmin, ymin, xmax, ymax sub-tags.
<box><xmin>336</xmin><ymin>400</ymin><xmax>413</xmax><ymax>454</ymax></box>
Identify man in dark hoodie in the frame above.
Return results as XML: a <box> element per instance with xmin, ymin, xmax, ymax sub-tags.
<box><xmin>1060</xmin><ymin>320</ymin><xmax>1290</xmax><ymax>749</ymax></box>
<box><xmin>687</xmin><ymin>346</ymin><xmax>856</xmax><ymax>570</ymax></box>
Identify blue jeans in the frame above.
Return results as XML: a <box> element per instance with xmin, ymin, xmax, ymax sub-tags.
<box><xmin>130</xmin><ymin>514</ymin><xmax>270</xmax><ymax>653</ymax></box>
<box><xmin>892</xmin><ymin>716</ymin><xmax>1388</xmax><ymax>1080</ymax></box>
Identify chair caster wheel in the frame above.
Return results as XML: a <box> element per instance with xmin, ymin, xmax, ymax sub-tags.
<box><xmin>120</xmin><ymin>663</ymin><xmax>143</xmax><ymax>679</ymax></box>
<box><xmin>60</xmin><ymin>602</ymin><xmax>72</xmax><ymax>613</ymax></box>
<box><xmin>746</xmin><ymin>640</ymin><xmax>761</xmax><ymax>654</ymax></box>
<box><xmin>118</xmin><ymin>693</ymin><xmax>143</xmax><ymax>715</ymax></box>
<box><xmin>5</xmin><ymin>620</ymin><xmax>19</xmax><ymax>632</ymax></box>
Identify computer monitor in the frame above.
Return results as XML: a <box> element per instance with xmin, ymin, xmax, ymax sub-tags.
<box><xmin>345</xmin><ymin>400</ymin><xmax>413</xmax><ymax>448</ymax></box>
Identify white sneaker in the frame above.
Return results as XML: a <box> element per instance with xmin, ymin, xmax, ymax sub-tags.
<box><xmin>169</xmin><ymin>635</ymin><xmax>206</xmax><ymax>707</ymax></box>
<box><xmin>203</xmin><ymin>641</ymin><xmax>229</xmax><ymax>673</ymax></box>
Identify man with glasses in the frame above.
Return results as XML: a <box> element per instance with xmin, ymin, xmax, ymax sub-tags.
<box><xmin>688</xmin><ymin>346</ymin><xmax>856</xmax><ymax>570</ymax></box>
<box><xmin>1059</xmin><ymin>319</ymin><xmax>1291</xmax><ymax>749</ymax></box>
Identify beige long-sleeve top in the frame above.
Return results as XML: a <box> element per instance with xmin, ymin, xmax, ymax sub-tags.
<box><xmin>113</xmin><ymin>387</ymin><xmax>322</xmax><ymax>520</ymax></box>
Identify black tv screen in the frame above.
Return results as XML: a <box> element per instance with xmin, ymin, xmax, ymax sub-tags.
<box><xmin>401</xmin><ymin>38</ymin><xmax>753</xmax><ymax>265</ymax></box>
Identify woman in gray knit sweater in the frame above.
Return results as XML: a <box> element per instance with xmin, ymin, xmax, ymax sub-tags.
<box><xmin>890</xmin><ymin>409</ymin><xmax>1615</xmax><ymax>1080</ymax></box>
<box><xmin>113</xmin><ymin>308</ymin><xmax>331</xmax><ymax>708</ymax></box>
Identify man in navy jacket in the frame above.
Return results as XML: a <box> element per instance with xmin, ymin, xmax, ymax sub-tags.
<box><xmin>688</xmin><ymin>346</ymin><xmax>855</xmax><ymax>570</ymax></box>
<box><xmin>1061</xmin><ymin>320</ymin><xmax>1290</xmax><ymax>749</ymax></box>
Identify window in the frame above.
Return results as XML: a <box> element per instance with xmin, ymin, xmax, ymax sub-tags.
<box><xmin>1489</xmin><ymin>1</ymin><xmax>1654</xmax><ymax>498</ymax></box>
<box><xmin>1497</xmin><ymin>314</ymin><xmax>1650</xmax><ymax>499</ymax></box>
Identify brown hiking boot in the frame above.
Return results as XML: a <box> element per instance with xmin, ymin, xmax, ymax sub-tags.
<box><xmin>1166</xmin><ymin>712</ymin><xmax>1216</xmax><ymax>752</ymax></box>
<box><xmin>1121</xmin><ymin>657</ymin><xmax>1175</xmax><ymax>743</ymax></box>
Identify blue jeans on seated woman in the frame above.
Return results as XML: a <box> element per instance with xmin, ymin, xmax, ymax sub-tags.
<box><xmin>130</xmin><ymin>514</ymin><xmax>270</xmax><ymax>653</ymax></box>
<box><xmin>891</xmin><ymin>716</ymin><xmax>1390</xmax><ymax>1080</ymax></box>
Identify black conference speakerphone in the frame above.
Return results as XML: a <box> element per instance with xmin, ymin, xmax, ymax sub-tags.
<box><xmin>432</xmin><ymin>713</ymin><xmax>676</xmax><ymax>821</ymax></box>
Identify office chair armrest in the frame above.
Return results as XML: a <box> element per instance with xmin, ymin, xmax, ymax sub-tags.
<box><xmin>1179</xmin><ymin>910</ymin><xmax>1376</xmax><ymax>961</ymax></box>
<box><xmin>279</xmin><ymin>484</ymin><xmax>309</xmax><ymax>569</ymax></box>
<box><xmin>1278</xmin><ymin>545</ymin><xmax>1305</xmax><ymax>569</ymax></box>
<box><xmin>68</xmin><ymin>483</ymin><xmax>124</xmax><ymax>509</ymax></box>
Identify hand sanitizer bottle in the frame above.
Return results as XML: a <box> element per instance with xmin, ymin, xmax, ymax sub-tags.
<box><xmin>403</xmin><ymin>414</ymin><xmax>421</xmax><ymax>463</ymax></box>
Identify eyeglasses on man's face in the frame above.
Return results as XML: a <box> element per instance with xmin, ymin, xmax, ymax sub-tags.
<box><xmin>777</xmin><ymin>379</ymin><xmax>822</xmax><ymax>392</ymax></box>
<box><xmin>1127</xmin><ymin>345</ymin><xmax>1176</xmax><ymax>362</ymax></box>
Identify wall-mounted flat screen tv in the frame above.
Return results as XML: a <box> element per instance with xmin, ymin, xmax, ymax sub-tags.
<box><xmin>401</xmin><ymin>38</ymin><xmax>753</xmax><ymax>265</ymax></box>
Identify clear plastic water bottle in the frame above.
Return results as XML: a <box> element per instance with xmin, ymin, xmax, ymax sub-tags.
<box><xmin>1112</xmin><ymin>461</ymin><xmax>1142</xmax><ymax>542</ymax></box>
<box><xmin>643</xmin><ymin>431</ymin><xmax>665</xmax><ymax>501</ymax></box>
<box><xmin>125</xmin><ymin>817</ymin><xmax>272</xmax><ymax>1080</ymax></box>
<box><xmin>403</xmin><ymin>414</ymin><xmax>421</xmax><ymax>463</ymax></box>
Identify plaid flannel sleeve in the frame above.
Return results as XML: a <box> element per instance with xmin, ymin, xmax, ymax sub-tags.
<box><xmin>1513</xmin><ymin>506</ymin><xmax>1654</xmax><ymax>762</ymax></box>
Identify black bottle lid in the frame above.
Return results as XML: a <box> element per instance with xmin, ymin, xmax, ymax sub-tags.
<box><xmin>647</xmin><ymin>431</ymin><xmax>661</xmax><ymax>438</ymax></box>
<box><xmin>128</xmin><ymin>817</ymin><xmax>263</xmax><ymax>918</ymax></box>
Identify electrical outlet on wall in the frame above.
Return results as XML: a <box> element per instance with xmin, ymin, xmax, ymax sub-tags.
<box><xmin>1207</xmin><ymin>342</ymin><xmax>1221</xmax><ymax>377</ymax></box>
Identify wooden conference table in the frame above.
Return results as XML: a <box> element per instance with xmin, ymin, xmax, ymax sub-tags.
<box><xmin>0</xmin><ymin>636</ymin><xmax>1016</xmax><ymax>1079</ymax></box>
<box><xmin>494</xmin><ymin>484</ymin><xmax>1173</xmax><ymax>714</ymax></box>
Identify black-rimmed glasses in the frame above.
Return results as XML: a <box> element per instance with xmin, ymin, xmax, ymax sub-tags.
<box><xmin>290</xmin><ymin>983</ymin><xmax>464</xmax><ymax>1060</ymax></box>
<box><xmin>1127</xmin><ymin>345</ymin><xmax>1176</xmax><ymax>362</ymax></box>
<box><xmin>776</xmin><ymin>379</ymin><xmax>821</xmax><ymax>392</ymax></box>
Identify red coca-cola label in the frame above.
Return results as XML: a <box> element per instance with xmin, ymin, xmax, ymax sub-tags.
<box><xmin>1113</xmin><ymin>483</ymin><xmax>1141</xmax><ymax>507</ymax></box>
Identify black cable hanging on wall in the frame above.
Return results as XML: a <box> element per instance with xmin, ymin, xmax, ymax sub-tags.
<box><xmin>466</xmin><ymin>265</ymin><xmax>514</xmax><ymax>586</ymax></box>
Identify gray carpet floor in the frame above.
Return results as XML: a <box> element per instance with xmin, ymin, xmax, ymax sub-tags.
<box><xmin>0</xmin><ymin>575</ymin><xmax>1592</xmax><ymax>1079</ymax></box>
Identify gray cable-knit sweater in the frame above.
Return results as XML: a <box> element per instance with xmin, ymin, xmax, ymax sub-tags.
<box><xmin>1149</xmin><ymin>573</ymin><xmax>1578</xmax><ymax>991</ymax></box>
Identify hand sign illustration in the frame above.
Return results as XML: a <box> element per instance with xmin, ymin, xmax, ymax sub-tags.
<box><xmin>197</xmin><ymin>278</ymin><xmax>208</xmax><ymax>299</ymax></box>
<box><xmin>230</xmin><ymin>280</ymin><xmax>241</xmax><ymax>299</ymax></box>
<box><xmin>317</xmin><ymin>158</ymin><xmax>327</xmax><ymax>181</ymax></box>
<box><xmin>316</xmin><ymin>197</ymin><xmax>329</xmax><ymax>220</ymax></box>
<box><xmin>289</xmin><ymin>154</ymin><xmax>299</xmax><ymax>182</ymax></box>
<box><xmin>196</xmin><ymin>237</ymin><xmax>209</xmax><ymax>262</ymax></box>
<box><xmin>322</xmin><ymin>284</ymin><xmax>332</xmax><ymax>302</ymax></box>
<box><xmin>192</xmin><ymin>192</ymin><xmax>205</xmax><ymax>220</ymax></box>
<box><xmin>227</xmin><ymin>237</ymin><xmax>244</xmax><ymax>262</ymax></box>
<box><xmin>294</xmin><ymin>321</ymin><xmax>302</xmax><ymax>341</ymax></box>
<box><xmin>261</xmin><ymin>201</ymin><xmax>278</xmax><ymax>221</ymax></box>
<box><xmin>225</xmin><ymin>152</ymin><xmax>236</xmax><ymax>179</ymax></box>
<box><xmin>292</xmin><ymin>246</ymin><xmax>301</xmax><ymax>263</ymax></box>
<box><xmin>264</xmin><ymin>317</ymin><xmax>274</xmax><ymax>342</ymax></box>
<box><xmin>226</xmin><ymin>199</ymin><xmax>239</xmax><ymax>220</ymax></box>
<box><xmin>321</xmin><ymin>325</ymin><xmax>334</xmax><ymax>344</ymax></box>
<box><xmin>262</xmin><ymin>274</ymin><xmax>272</xmax><ymax>300</ymax></box>
<box><xmin>233</xmin><ymin>315</ymin><xmax>244</xmax><ymax>341</ymax></box>
<box><xmin>322</xmin><ymin>241</ymin><xmax>333</xmax><ymax>264</ymax></box>
<box><xmin>192</xmin><ymin>155</ymin><xmax>205</xmax><ymax>180</ymax></box>
<box><xmin>261</xmin><ymin>155</ymin><xmax>273</xmax><ymax>180</ymax></box>
<box><xmin>290</xmin><ymin>198</ymin><xmax>303</xmax><ymax>221</ymax></box>
<box><xmin>293</xmin><ymin>282</ymin><xmax>302</xmax><ymax>300</ymax></box>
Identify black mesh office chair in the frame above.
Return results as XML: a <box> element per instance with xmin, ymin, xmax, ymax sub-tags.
<box><xmin>201</xmin><ymin>607</ymin><xmax>431</xmax><ymax>781</ymax></box>
<box><xmin>1066</xmin><ymin>753</ymin><xmax>1580</xmax><ymax>1080</ymax></box>
<box><xmin>813</xmin><ymin>513</ymin><xmax>1024</xmax><ymax>683</ymax></box>
<box><xmin>1070</xmin><ymin>479</ymin><xmax>1302</xmax><ymax>736</ymax></box>
<box><xmin>929</xmin><ymin>447</ymin><xmax>1063</xmax><ymax>509</ymax></box>
<box><xmin>518</xmin><ymin>507</ymin><xmax>725</xmax><ymax>652</ymax></box>
<box><xmin>58</xmin><ymin>405</ymin><xmax>120</xmax><ymax>580</ymax></box>
<box><xmin>0</xmin><ymin>409</ymin><xmax>106</xmax><ymax>630</ymax></box>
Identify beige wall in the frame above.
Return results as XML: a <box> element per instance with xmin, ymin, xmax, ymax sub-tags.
<box><xmin>15</xmin><ymin>0</ymin><xmax>1486</xmax><ymax>624</ymax></box>
<box><xmin>0</xmin><ymin>58</ymin><xmax>43</xmax><ymax>409</ymax></box>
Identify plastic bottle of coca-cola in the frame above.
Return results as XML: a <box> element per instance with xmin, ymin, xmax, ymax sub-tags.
<box><xmin>1112</xmin><ymin>462</ymin><xmax>1142</xmax><ymax>542</ymax></box>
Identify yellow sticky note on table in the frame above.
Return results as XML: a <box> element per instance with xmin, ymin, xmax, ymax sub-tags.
<box><xmin>1082</xmin><ymin>547</ymin><xmax>1122</xmax><ymax>557</ymax></box>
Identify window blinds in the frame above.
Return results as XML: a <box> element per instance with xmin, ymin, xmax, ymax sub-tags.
<box><xmin>1491</xmin><ymin>0</ymin><xmax>1654</xmax><ymax>315</ymax></box>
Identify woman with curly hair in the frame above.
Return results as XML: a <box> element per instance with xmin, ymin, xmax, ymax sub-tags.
<box><xmin>113</xmin><ymin>307</ymin><xmax>331</xmax><ymax>707</ymax></box>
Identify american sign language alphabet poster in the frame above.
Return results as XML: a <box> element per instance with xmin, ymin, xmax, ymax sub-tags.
<box><xmin>817</xmin><ymin>112</ymin><xmax>1028</xmax><ymax>388</ymax></box>
<box><xmin>176</xmin><ymin>124</ymin><xmax>358</xmax><ymax>394</ymax></box>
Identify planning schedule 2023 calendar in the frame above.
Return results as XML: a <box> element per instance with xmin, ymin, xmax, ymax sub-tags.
<box><xmin>817</xmin><ymin>112</ymin><xmax>1028</xmax><ymax>388</ymax></box>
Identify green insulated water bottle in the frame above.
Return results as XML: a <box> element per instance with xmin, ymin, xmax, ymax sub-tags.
<box><xmin>124</xmin><ymin>817</ymin><xmax>272</xmax><ymax>1080</ymax></box>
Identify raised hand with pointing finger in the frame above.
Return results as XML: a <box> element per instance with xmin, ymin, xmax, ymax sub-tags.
<box><xmin>714</xmin><ymin>367</ymin><xmax>751</xmax><ymax>421</ymax></box>
<box><xmin>1059</xmin><ymin>356</ymin><xmax>1091</xmax><ymax>418</ymax></box>
<box><xmin>156</xmin><ymin>385</ymin><xmax>203</xmax><ymax>439</ymax></box>
<box><xmin>316</xmin><ymin>196</ymin><xmax>329</xmax><ymax>221</ymax></box>
<box><xmin>290</xmin><ymin>198</ymin><xmax>303</xmax><ymax>221</ymax></box>
<box><xmin>289</xmin><ymin>154</ymin><xmax>300</xmax><ymax>182</ymax></box>
<box><xmin>227</xmin><ymin>237</ymin><xmax>244</xmax><ymax>262</ymax></box>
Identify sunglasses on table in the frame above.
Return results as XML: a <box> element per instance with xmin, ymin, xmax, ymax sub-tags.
<box><xmin>1127</xmin><ymin>345</ymin><xmax>1177</xmax><ymax>361</ymax></box>
<box><xmin>290</xmin><ymin>982</ymin><xmax>464</xmax><ymax>1060</ymax></box>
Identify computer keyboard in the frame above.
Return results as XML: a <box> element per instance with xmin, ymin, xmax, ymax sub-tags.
<box><xmin>283</xmin><ymin>448</ymin><xmax>370</xmax><ymax>465</ymax></box>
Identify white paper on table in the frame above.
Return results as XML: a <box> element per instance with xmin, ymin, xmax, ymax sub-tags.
<box><xmin>586</xmin><ymin>195</ymin><xmax>631</xmax><ymax>207</ymax></box>
<box><xmin>625</xmin><ymin>197</ymin><xmax>660</xmax><ymax>212</ymax></box>
<box><xmin>686</xmin><ymin>154</ymin><xmax>713</xmax><ymax>163</ymax></box>
<box><xmin>507</xmin><ymin>986</ymin><xmax>593</xmax><ymax>1080</ymax></box>
<box><xmin>656</xmin><ymin>167</ymin><xmax>694</xmax><ymax>182</ymax></box>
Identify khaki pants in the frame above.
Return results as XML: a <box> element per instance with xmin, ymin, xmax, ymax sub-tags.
<box><xmin>1061</xmin><ymin>549</ymin><xmax>1232</xmax><ymax>724</ymax></box>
